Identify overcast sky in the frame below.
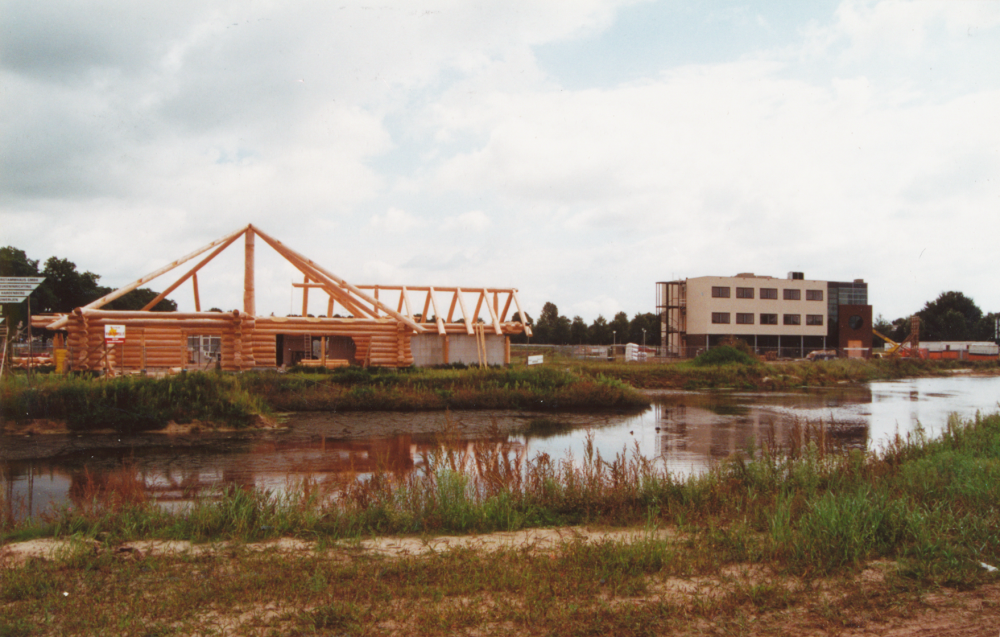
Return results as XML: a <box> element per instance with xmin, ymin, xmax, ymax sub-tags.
<box><xmin>2</xmin><ymin>0</ymin><xmax>998</xmax><ymax>322</ymax></box>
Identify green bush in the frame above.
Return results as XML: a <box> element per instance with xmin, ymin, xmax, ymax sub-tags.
<box><xmin>693</xmin><ymin>345</ymin><xmax>757</xmax><ymax>366</ymax></box>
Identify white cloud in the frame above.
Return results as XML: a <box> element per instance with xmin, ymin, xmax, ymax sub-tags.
<box><xmin>441</xmin><ymin>210</ymin><xmax>492</xmax><ymax>232</ymax></box>
<box><xmin>369</xmin><ymin>207</ymin><xmax>421</xmax><ymax>233</ymax></box>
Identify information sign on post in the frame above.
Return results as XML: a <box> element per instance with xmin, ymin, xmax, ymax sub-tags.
<box><xmin>105</xmin><ymin>325</ymin><xmax>127</xmax><ymax>344</ymax></box>
<box><xmin>527</xmin><ymin>354</ymin><xmax>544</xmax><ymax>365</ymax></box>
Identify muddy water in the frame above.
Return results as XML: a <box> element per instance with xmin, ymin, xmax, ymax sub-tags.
<box><xmin>3</xmin><ymin>374</ymin><xmax>999</xmax><ymax>520</ymax></box>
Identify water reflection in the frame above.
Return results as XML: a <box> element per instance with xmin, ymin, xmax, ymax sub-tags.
<box><xmin>3</xmin><ymin>375</ymin><xmax>999</xmax><ymax>521</ymax></box>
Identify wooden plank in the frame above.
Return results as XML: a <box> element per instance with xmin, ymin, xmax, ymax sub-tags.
<box><xmin>420</xmin><ymin>290</ymin><xmax>431</xmax><ymax>324</ymax></box>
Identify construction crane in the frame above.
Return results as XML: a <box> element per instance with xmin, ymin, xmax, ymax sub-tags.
<box><xmin>873</xmin><ymin>316</ymin><xmax>921</xmax><ymax>358</ymax></box>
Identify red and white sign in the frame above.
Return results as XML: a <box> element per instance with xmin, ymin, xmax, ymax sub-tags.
<box><xmin>104</xmin><ymin>325</ymin><xmax>126</xmax><ymax>344</ymax></box>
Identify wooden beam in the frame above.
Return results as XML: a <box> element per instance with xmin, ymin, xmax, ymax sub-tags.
<box><xmin>252</xmin><ymin>230</ymin><xmax>375</xmax><ymax>320</ymax></box>
<box><xmin>401</xmin><ymin>286</ymin><xmax>413</xmax><ymax>320</ymax></box>
<box><xmin>420</xmin><ymin>290</ymin><xmax>432</xmax><ymax>324</ymax></box>
<box><xmin>244</xmin><ymin>227</ymin><xmax>255</xmax><ymax>316</ymax></box>
<box><xmin>455</xmin><ymin>288</ymin><xmax>474</xmax><ymax>335</ymax></box>
<box><xmin>192</xmin><ymin>273</ymin><xmax>201</xmax><ymax>312</ymax></box>
<box><xmin>141</xmin><ymin>233</ymin><xmax>242</xmax><ymax>311</ymax></box>
<box><xmin>447</xmin><ymin>291</ymin><xmax>458</xmax><ymax>323</ymax></box>
<box><xmin>48</xmin><ymin>226</ymin><xmax>250</xmax><ymax>329</ymax></box>
<box><xmin>428</xmin><ymin>288</ymin><xmax>445</xmax><ymax>335</ymax></box>
<box><xmin>511</xmin><ymin>290</ymin><xmax>532</xmax><ymax>338</ymax></box>
<box><xmin>482</xmin><ymin>290</ymin><xmax>502</xmax><ymax>335</ymax></box>
<box><xmin>302</xmin><ymin>275</ymin><xmax>310</xmax><ymax>317</ymax></box>
<box><xmin>499</xmin><ymin>292</ymin><xmax>513</xmax><ymax>322</ymax></box>
<box><xmin>251</xmin><ymin>227</ymin><xmax>425</xmax><ymax>332</ymax></box>
<box><xmin>327</xmin><ymin>295</ymin><xmax>334</xmax><ymax>318</ymax></box>
<box><xmin>473</xmin><ymin>292</ymin><xmax>484</xmax><ymax>328</ymax></box>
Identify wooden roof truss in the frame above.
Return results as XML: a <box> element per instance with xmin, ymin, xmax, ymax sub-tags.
<box><xmin>44</xmin><ymin>225</ymin><xmax>531</xmax><ymax>337</ymax></box>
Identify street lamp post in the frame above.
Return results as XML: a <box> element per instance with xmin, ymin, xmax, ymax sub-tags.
<box><xmin>612</xmin><ymin>330</ymin><xmax>616</xmax><ymax>361</ymax></box>
<box><xmin>642</xmin><ymin>328</ymin><xmax>646</xmax><ymax>359</ymax></box>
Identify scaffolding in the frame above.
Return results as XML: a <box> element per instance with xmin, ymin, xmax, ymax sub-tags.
<box><xmin>656</xmin><ymin>280</ymin><xmax>686</xmax><ymax>357</ymax></box>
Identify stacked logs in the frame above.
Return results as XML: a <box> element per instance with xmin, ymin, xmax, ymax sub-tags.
<box><xmin>54</xmin><ymin>309</ymin><xmax>417</xmax><ymax>372</ymax></box>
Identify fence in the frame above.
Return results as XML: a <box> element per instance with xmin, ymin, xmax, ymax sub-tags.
<box><xmin>511</xmin><ymin>343</ymin><xmax>871</xmax><ymax>362</ymax></box>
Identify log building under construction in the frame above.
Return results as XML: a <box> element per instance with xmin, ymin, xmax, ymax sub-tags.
<box><xmin>33</xmin><ymin>225</ymin><xmax>532</xmax><ymax>373</ymax></box>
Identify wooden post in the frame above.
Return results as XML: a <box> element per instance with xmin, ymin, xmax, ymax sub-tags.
<box><xmin>327</xmin><ymin>295</ymin><xmax>334</xmax><ymax>318</ymax></box>
<box><xmin>504</xmin><ymin>336</ymin><xmax>510</xmax><ymax>365</ymax></box>
<box><xmin>244</xmin><ymin>228</ymin><xmax>255</xmax><ymax>317</ymax></box>
<box><xmin>321</xmin><ymin>336</ymin><xmax>327</xmax><ymax>367</ymax></box>
<box><xmin>302</xmin><ymin>275</ymin><xmax>310</xmax><ymax>316</ymax></box>
<box><xmin>192</xmin><ymin>273</ymin><xmax>201</xmax><ymax>312</ymax></box>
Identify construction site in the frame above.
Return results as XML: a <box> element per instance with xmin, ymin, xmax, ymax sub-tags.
<box><xmin>23</xmin><ymin>225</ymin><xmax>532</xmax><ymax>374</ymax></box>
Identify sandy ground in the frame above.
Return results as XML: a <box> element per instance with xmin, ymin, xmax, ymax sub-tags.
<box><xmin>3</xmin><ymin>530</ymin><xmax>999</xmax><ymax>636</ymax></box>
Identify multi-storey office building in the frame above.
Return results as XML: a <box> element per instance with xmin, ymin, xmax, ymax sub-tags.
<box><xmin>656</xmin><ymin>273</ymin><xmax>872</xmax><ymax>358</ymax></box>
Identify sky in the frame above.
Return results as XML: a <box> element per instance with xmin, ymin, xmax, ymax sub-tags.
<box><xmin>2</xmin><ymin>0</ymin><xmax>999</xmax><ymax>323</ymax></box>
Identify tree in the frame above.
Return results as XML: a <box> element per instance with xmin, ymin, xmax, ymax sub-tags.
<box><xmin>509</xmin><ymin>311</ymin><xmax>533</xmax><ymax>344</ymax></box>
<box><xmin>589</xmin><ymin>315</ymin><xmax>611</xmax><ymax>344</ymax></box>
<box><xmin>628</xmin><ymin>312</ymin><xmax>660</xmax><ymax>347</ymax></box>
<box><xmin>610</xmin><ymin>311</ymin><xmax>630</xmax><ymax>344</ymax></box>
<box><xmin>570</xmin><ymin>316</ymin><xmax>588</xmax><ymax>344</ymax></box>
<box><xmin>917</xmin><ymin>291</ymin><xmax>991</xmax><ymax>341</ymax></box>
<box><xmin>533</xmin><ymin>302</ymin><xmax>561</xmax><ymax>344</ymax></box>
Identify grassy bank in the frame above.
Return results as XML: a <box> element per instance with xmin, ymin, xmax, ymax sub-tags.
<box><xmin>0</xmin><ymin>367</ymin><xmax>648</xmax><ymax>433</ymax></box>
<box><xmin>556</xmin><ymin>353</ymin><xmax>999</xmax><ymax>390</ymax></box>
<box><xmin>3</xmin><ymin>412</ymin><xmax>1000</xmax><ymax>635</ymax></box>
<box><xmin>243</xmin><ymin>365</ymin><xmax>648</xmax><ymax>412</ymax></box>
<box><xmin>0</xmin><ymin>373</ymin><xmax>268</xmax><ymax>433</ymax></box>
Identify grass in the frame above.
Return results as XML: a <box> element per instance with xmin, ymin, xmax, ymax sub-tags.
<box><xmin>4</xmin><ymin>411</ymin><xmax>1000</xmax><ymax>634</ymax></box>
<box><xmin>0</xmin><ymin>415</ymin><xmax>1000</xmax><ymax>635</ymax></box>
<box><xmin>0</xmin><ymin>366</ymin><xmax>649</xmax><ymax>432</ymax></box>
<box><xmin>555</xmin><ymin>354</ymin><xmax>999</xmax><ymax>390</ymax></box>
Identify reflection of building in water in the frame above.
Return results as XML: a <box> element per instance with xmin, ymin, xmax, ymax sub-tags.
<box><xmin>2</xmin><ymin>434</ymin><xmax>526</xmax><ymax>518</ymax></box>
<box><xmin>653</xmin><ymin>400</ymin><xmax>870</xmax><ymax>472</ymax></box>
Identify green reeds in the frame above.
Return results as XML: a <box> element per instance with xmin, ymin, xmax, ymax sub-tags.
<box><xmin>0</xmin><ymin>372</ymin><xmax>268</xmax><ymax>432</ymax></box>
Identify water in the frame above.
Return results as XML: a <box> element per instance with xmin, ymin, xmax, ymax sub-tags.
<box><xmin>3</xmin><ymin>374</ymin><xmax>999</xmax><ymax>520</ymax></box>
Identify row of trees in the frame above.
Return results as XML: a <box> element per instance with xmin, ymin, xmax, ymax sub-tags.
<box><xmin>1</xmin><ymin>246</ymin><xmax>176</xmax><ymax>330</ymax></box>
<box><xmin>511</xmin><ymin>302</ymin><xmax>660</xmax><ymax>346</ymax></box>
<box><xmin>875</xmin><ymin>291</ymin><xmax>998</xmax><ymax>343</ymax></box>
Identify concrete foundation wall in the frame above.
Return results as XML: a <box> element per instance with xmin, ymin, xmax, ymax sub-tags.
<box><xmin>411</xmin><ymin>334</ymin><xmax>507</xmax><ymax>366</ymax></box>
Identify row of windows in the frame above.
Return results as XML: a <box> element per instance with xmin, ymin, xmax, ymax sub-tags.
<box><xmin>711</xmin><ymin>286</ymin><xmax>823</xmax><ymax>301</ymax></box>
<box><xmin>711</xmin><ymin>313</ymin><xmax>824</xmax><ymax>326</ymax></box>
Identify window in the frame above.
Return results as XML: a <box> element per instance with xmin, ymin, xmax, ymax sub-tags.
<box><xmin>806</xmin><ymin>289</ymin><xmax>823</xmax><ymax>301</ymax></box>
<box><xmin>736</xmin><ymin>287</ymin><xmax>754</xmax><ymax>299</ymax></box>
<box><xmin>711</xmin><ymin>286</ymin><xmax>730</xmax><ymax>298</ymax></box>
<box><xmin>736</xmin><ymin>313</ymin><xmax>754</xmax><ymax>325</ymax></box>
<box><xmin>760</xmin><ymin>288</ymin><xmax>778</xmax><ymax>300</ymax></box>
<box><xmin>783</xmin><ymin>314</ymin><xmax>801</xmax><ymax>325</ymax></box>
<box><xmin>711</xmin><ymin>312</ymin><xmax>730</xmax><ymax>324</ymax></box>
<box><xmin>760</xmin><ymin>313</ymin><xmax>778</xmax><ymax>325</ymax></box>
<box><xmin>783</xmin><ymin>289</ymin><xmax>801</xmax><ymax>300</ymax></box>
<box><xmin>848</xmin><ymin>315</ymin><xmax>864</xmax><ymax>330</ymax></box>
<box><xmin>806</xmin><ymin>314</ymin><xmax>824</xmax><ymax>326</ymax></box>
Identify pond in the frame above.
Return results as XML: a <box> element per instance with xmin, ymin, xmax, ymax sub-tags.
<box><xmin>3</xmin><ymin>374</ymin><xmax>999</xmax><ymax>520</ymax></box>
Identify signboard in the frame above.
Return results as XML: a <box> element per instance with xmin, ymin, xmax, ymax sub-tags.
<box><xmin>527</xmin><ymin>354</ymin><xmax>543</xmax><ymax>365</ymax></box>
<box><xmin>104</xmin><ymin>325</ymin><xmax>126</xmax><ymax>344</ymax></box>
<box><xmin>0</xmin><ymin>277</ymin><xmax>45</xmax><ymax>304</ymax></box>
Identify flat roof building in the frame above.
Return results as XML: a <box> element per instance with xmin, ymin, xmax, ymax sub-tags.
<box><xmin>656</xmin><ymin>273</ymin><xmax>872</xmax><ymax>359</ymax></box>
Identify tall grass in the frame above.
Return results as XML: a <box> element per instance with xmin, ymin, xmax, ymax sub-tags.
<box><xmin>0</xmin><ymin>372</ymin><xmax>267</xmax><ymax>432</ymax></box>
<box><xmin>7</xmin><ymin>411</ymin><xmax>1000</xmax><ymax>585</ymax></box>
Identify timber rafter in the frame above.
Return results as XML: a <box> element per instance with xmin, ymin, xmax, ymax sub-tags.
<box><xmin>40</xmin><ymin>224</ymin><xmax>531</xmax><ymax>338</ymax></box>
